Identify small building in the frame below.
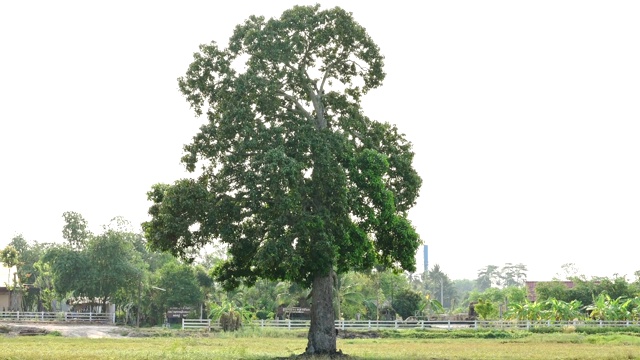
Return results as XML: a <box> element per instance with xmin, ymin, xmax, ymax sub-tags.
<box><xmin>276</xmin><ymin>306</ymin><xmax>310</xmax><ymax>320</ymax></box>
<box><xmin>525</xmin><ymin>281</ymin><xmax>575</xmax><ymax>301</ymax></box>
<box><xmin>0</xmin><ymin>265</ymin><xmax>21</xmax><ymax>311</ymax></box>
<box><xmin>65</xmin><ymin>297</ymin><xmax>115</xmax><ymax>314</ymax></box>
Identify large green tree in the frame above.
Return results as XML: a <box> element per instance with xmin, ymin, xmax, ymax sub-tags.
<box><xmin>143</xmin><ymin>5</ymin><xmax>421</xmax><ymax>354</ymax></box>
<box><xmin>154</xmin><ymin>261</ymin><xmax>203</xmax><ymax>312</ymax></box>
<box><xmin>45</xmin><ymin>222</ymin><xmax>141</xmax><ymax>312</ymax></box>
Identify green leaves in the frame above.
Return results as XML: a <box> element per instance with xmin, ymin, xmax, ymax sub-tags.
<box><xmin>143</xmin><ymin>180</ymin><xmax>211</xmax><ymax>260</ymax></box>
<box><xmin>61</xmin><ymin>211</ymin><xmax>91</xmax><ymax>250</ymax></box>
<box><xmin>0</xmin><ymin>245</ymin><xmax>20</xmax><ymax>269</ymax></box>
<box><xmin>155</xmin><ymin>262</ymin><xmax>203</xmax><ymax>310</ymax></box>
<box><xmin>147</xmin><ymin>5</ymin><xmax>421</xmax><ymax>291</ymax></box>
<box><xmin>44</xmin><ymin>226</ymin><xmax>142</xmax><ymax>306</ymax></box>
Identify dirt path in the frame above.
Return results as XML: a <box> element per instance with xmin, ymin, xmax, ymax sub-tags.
<box><xmin>3</xmin><ymin>322</ymin><xmax>123</xmax><ymax>338</ymax></box>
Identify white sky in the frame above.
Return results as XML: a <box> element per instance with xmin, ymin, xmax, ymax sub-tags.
<box><xmin>1</xmin><ymin>1</ymin><xmax>639</xmax><ymax>282</ymax></box>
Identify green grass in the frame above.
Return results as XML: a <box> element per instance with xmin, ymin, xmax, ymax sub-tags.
<box><xmin>1</xmin><ymin>329</ymin><xmax>640</xmax><ymax>359</ymax></box>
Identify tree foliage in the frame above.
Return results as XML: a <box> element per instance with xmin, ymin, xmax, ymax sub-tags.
<box><xmin>474</xmin><ymin>298</ymin><xmax>496</xmax><ymax>320</ymax></box>
<box><xmin>62</xmin><ymin>211</ymin><xmax>91</xmax><ymax>250</ymax></box>
<box><xmin>1</xmin><ymin>245</ymin><xmax>20</xmax><ymax>289</ymax></box>
<box><xmin>424</xmin><ymin>264</ymin><xmax>456</xmax><ymax>308</ymax></box>
<box><xmin>143</xmin><ymin>4</ymin><xmax>421</xmax><ymax>284</ymax></box>
<box><xmin>154</xmin><ymin>261</ymin><xmax>203</xmax><ymax>310</ymax></box>
<box><xmin>44</xmin><ymin>221</ymin><xmax>141</xmax><ymax>312</ymax></box>
<box><xmin>335</xmin><ymin>272</ymin><xmax>365</xmax><ymax>320</ymax></box>
<box><xmin>476</xmin><ymin>263</ymin><xmax>527</xmax><ymax>290</ymax></box>
<box><xmin>391</xmin><ymin>288</ymin><xmax>423</xmax><ymax>319</ymax></box>
<box><xmin>142</xmin><ymin>5</ymin><xmax>422</xmax><ymax>354</ymax></box>
<box><xmin>0</xmin><ymin>245</ymin><xmax>20</xmax><ymax>269</ymax></box>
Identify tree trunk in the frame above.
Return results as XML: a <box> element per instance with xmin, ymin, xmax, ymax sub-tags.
<box><xmin>306</xmin><ymin>271</ymin><xmax>336</xmax><ymax>355</ymax></box>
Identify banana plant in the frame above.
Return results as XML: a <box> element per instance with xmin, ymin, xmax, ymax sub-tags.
<box><xmin>586</xmin><ymin>294</ymin><xmax>631</xmax><ymax>321</ymax></box>
<box><xmin>420</xmin><ymin>294</ymin><xmax>444</xmax><ymax>320</ymax></box>
<box><xmin>209</xmin><ymin>299</ymin><xmax>253</xmax><ymax>331</ymax></box>
<box><xmin>544</xmin><ymin>298</ymin><xmax>583</xmax><ymax>321</ymax></box>
<box><xmin>474</xmin><ymin>298</ymin><xmax>496</xmax><ymax>320</ymax></box>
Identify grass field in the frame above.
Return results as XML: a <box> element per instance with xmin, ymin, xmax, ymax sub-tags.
<box><xmin>2</xmin><ymin>329</ymin><xmax>640</xmax><ymax>359</ymax></box>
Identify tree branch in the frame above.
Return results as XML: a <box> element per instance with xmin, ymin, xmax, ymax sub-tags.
<box><xmin>348</xmin><ymin>129</ymin><xmax>364</xmax><ymax>141</ymax></box>
<box><xmin>276</xmin><ymin>91</ymin><xmax>314</xmax><ymax>123</ymax></box>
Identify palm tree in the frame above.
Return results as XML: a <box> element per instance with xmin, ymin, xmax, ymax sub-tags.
<box><xmin>476</xmin><ymin>265</ymin><xmax>499</xmax><ymax>291</ymax></box>
<box><xmin>334</xmin><ymin>272</ymin><xmax>364</xmax><ymax>320</ymax></box>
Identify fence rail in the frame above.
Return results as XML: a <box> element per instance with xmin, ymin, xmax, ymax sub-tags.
<box><xmin>243</xmin><ymin>319</ymin><xmax>640</xmax><ymax>331</ymax></box>
<box><xmin>6</xmin><ymin>312</ymin><xmax>635</xmax><ymax>331</ymax></box>
<box><xmin>182</xmin><ymin>318</ymin><xmax>213</xmax><ymax>331</ymax></box>
<box><xmin>0</xmin><ymin>311</ymin><xmax>115</xmax><ymax>323</ymax></box>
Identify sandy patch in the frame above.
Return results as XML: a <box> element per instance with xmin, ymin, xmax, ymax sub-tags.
<box><xmin>2</xmin><ymin>322</ymin><xmax>123</xmax><ymax>338</ymax></box>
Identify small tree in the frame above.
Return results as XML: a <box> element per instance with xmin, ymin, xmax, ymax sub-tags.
<box><xmin>1</xmin><ymin>245</ymin><xmax>20</xmax><ymax>284</ymax></box>
<box><xmin>474</xmin><ymin>299</ymin><xmax>496</xmax><ymax>320</ymax></box>
<box><xmin>209</xmin><ymin>299</ymin><xmax>253</xmax><ymax>331</ymax></box>
<box><xmin>420</xmin><ymin>294</ymin><xmax>444</xmax><ymax>320</ymax></box>
<box><xmin>392</xmin><ymin>288</ymin><xmax>423</xmax><ymax>319</ymax></box>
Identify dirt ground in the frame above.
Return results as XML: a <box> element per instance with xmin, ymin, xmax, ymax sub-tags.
<box><xmin>1</xmin><ymin>323</ymin><xmax>384</xmax><ymax>339</ymax></box>
<box><xmin>1</xmin><ymin>322</ymin><xmax>123</xmax><ymax>338</ymax></box>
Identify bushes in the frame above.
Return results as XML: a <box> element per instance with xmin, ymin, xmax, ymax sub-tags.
<box><xmin>529</xmin><ymin>325</ymin><xmax>640</xmax><ymax>335</ymax></box>
<box><xmin>376</xmin><ymin>329</ymin><xmax>529</xmax><ymax>339</ymax></box>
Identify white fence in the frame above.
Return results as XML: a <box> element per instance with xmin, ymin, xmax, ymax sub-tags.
<box><xmin>245</xmin><ymin>319</ymin><xmax>640</xmax><ymax>331</ymax></box>
<box><xmin>0</xmin><ymin>311</ymin><xmax>115</xmax><ymax>323</ymax></box>
<box><xmin>182</xmin><ymin>318</ymin><xmax>212</xmax><ymax>331</ymax></box>
<box><xmin>180</xmin><ymin>318</ymin><xmax>640</xmax><ymax>332</ymax></box>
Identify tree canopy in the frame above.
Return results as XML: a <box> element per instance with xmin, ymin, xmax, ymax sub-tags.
<box><xmin>62</xmin><ymin>211</ymin><xmax>91</xmax><ymax>250</ymax></box>
<box><xmin>44</xmin><ymin>226</ymin><xmax>141</xmax><ymax>311</ymax></box>
<box><xmin>143</xmin><ymin>4</ymin><xmax>422</xmax><ymax>354</ymax></box>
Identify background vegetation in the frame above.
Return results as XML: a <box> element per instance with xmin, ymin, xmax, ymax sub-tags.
<box><xmin>3</xmin><ymin>215</ymin><xmax>640</xmax><ymax>326</ymax></box>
